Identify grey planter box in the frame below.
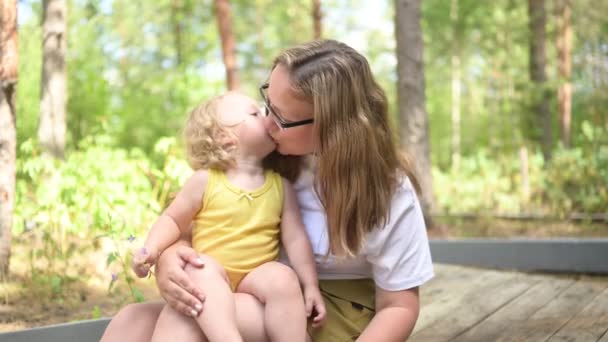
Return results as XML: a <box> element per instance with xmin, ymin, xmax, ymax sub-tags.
<box><xmin>430</xmin><ymin>238</ymin><xmax>608</xmax><ymax>274</ymax></box>
<box><xmin>0</xmin><ymin>318</ymin><xmax>110</xmax><ymax>342</ymax></box>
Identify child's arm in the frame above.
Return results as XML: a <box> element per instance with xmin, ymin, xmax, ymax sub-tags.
<box><xmin>279</xmin><ymin>178</ymin><xmax>326</xmax><ymax>326</ymax></box>
<box><xmin>132</xmin><ymin>170</ymin><xmax>208</xmax><ymax>278</ymax></box>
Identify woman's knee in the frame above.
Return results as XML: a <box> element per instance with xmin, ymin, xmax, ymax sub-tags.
<box><xmin>116</xmin><ymin>302</ymin><xmax>164</xmax><ymax>322</ymax></box>
<box><xmin>100</xmin><ymin>302</ymin><xmax>164</xmax><ymax>342</ymax></box>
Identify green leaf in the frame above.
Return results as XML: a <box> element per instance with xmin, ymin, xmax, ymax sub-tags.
<box><xmin>90</xmin><ymin>306</ymin><xmax>103</xmax><ymax>319</ymax></box>
<box><xmin>106</xmin><ymin>252</ymin><xmax>118</xmax><ymax>267</ymax></box>
<box><xmin>51</xmin><ymin>276</ymin><xmax>62</xmax><ymax>294</ymax></box>
<box><xmin>132</xmin><ymin>288</ymin><xmax>145</xmax><ymax>303</ymax></box>
<box><xmin>581</xmin><ymin>121</ymin><xmax>594</xmax><ymax>141</ymax></box>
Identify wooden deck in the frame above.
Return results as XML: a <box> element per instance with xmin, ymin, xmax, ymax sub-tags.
<box><xmin>411</xmin><ymin>264</ymin><xmax>608</xmax><ymax>342</ymax></box>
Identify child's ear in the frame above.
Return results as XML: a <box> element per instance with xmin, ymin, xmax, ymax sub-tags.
<box><xmin>216</xmin><ymin>131</ymin><xmax>238</xmax><ymax>149</ymax></box>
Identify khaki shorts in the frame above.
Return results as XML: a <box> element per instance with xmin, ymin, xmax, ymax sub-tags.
<box><xmin>309</xmin><ymin>279</ymin><xmax>376</xmax><ymax>342</ymax></box>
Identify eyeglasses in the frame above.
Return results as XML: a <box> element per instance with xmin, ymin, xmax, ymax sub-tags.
<box><xmin>259</xmin><ymin>83</ymin><xmax>314</xmax><ymax>129</ymax></box>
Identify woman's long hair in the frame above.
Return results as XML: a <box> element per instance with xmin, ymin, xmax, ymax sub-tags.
<box><xmin>274</xmin><ymin>39</ymin><xmax>420</xmax><ymax>257</ymax></box>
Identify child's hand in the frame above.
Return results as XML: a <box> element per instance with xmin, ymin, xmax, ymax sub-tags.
<box><xmin>304</xmin><ymin>285</ymin><xmax>326</xmax><ymax>327</ymax></box>
<box><xmin>131</xmin><ymin>246</ymin><xmax>159</xmax><ymax>278</ymax></box>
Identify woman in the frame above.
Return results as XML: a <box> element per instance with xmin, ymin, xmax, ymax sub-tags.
<box><xmin>101</xmin><ymin>39</ymin><xmax>434</xmax><ymax>341</ymax></box>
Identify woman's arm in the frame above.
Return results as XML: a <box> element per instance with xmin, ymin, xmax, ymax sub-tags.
<box><xmin>357</xmin><ymin>286</ymin><xmax>420</xmax><ymax>341</ymax></box>
<box><xmin>356</xmin><ymin>178</ymin><xmax>432</xmax><ymax>340</ymax></box>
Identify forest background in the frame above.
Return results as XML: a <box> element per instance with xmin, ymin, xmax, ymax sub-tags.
<box><xmin>0</xmin><ymin>0</ymin><xmax>606</xmax><ymax>331</ymax></box>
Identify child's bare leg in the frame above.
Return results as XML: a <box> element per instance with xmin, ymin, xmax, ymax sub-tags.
<box><xmin>150</xmin><ymin>304</ymin><xmax>207</xmax><ymax>342</ymax></box>
<box><xmin>237</xmin><ymin>262</ymin><xmax>307</xmax><ymax>342</ymax></box>
<box><xmin>149</xmin><ymin>295</ymin><xmax>270</xmax><ymax>342</ymax></box>
<box><xmin>184</xmin><ymin>255</ymin><xmax>242</xmax><ymax>342</ymax></box>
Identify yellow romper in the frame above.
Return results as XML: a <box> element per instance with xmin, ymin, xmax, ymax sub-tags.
<box><xmin>192</xmin><ymin>169</ymin><xmax>283</xmax><ymax>290</ymax></box>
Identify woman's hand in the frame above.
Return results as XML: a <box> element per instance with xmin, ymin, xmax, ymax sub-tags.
<box><xmin>155</xmin><ymin>244</ymin><xmax>206</xmax><ymax>317</ymax></box>
<box><xmin>304</xmin><ymin>285</ymin><xmax>326</xmax><ymax>327</ymax></box>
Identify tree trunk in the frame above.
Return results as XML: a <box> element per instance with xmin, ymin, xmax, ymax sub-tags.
<box><xmin>312</xmin><ymin>0</ymin><xmax>322</xmax><ymax>39</ymax></box>
<box><xmin>450</xmin><ymin>0</ymin><xmax>461</xmax><ymax>170</ymax></box>
<box><xmin>394</xmin><ymin>0</ymin><xmax>435</xmax><ymax>226</ymax></box>
<box><xmin>171</xmin><ymin>0</ymin><xmax>183</xmax><ymax>66</ymax></box>
<box><xmin>39</xmin><ymin>0</ymin><xmax>67</xmax><ymax>159</ymax></box>
<box><xmin>555</xmin><ymin>0</ymin><xmax>572</xmax><ymax>148</ymax></box>
<box><xmin>528</xmin><ymin>0</ymin><xmax>552</xmax><ymax>160</ymax></box>
<box><xmin>0</xmin><ymin>0</ymin><xmax>18</xmax><ymax>279</ymax></box>
<box><xmin>214</xmin><ymin>0</ymin><xmax>239</xmax><ymax>90</ymax></box>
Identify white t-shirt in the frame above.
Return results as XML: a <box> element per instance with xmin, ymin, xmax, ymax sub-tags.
<box><xmin>288</xmin><ymin>169</ymin><xmax>434</xmax><ymax>291</ymax></box>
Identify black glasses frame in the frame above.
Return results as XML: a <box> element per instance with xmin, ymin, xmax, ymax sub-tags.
<box><xmin>259</xmin><ymin>83</ymin><xmax>314</xmax><ymax>129</ymax></box>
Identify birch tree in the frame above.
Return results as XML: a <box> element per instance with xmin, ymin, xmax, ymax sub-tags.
<box><xmin>39</xmin><ymin>0</ymin><xmax>67</xmax><ymax>158</ymax></box>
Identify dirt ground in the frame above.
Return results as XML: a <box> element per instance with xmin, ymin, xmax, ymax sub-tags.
<box><xmin>0</xmin><ymin>235</ymin><xmax>162</xmax><ymax>334</ymax></box>
<box><xmin>0</xmin><ymin>261</ymin><xmax>161</xmax><ymax>333</ymax></box>
<box><xmin>0</xmin><ymin>274</ymin><xmax>159</xmax><ymax>333</ymax></box>
<box><xmin>1</xmin><ymin>219</ymin><xmax>607</xmax><ymax>333</ymax></box>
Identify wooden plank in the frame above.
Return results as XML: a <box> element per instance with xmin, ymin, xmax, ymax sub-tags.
<box><xmin>423</xmin><ymin>264</ymin><xmax>476</xmax><ymax>288</ymax></box>
<box><xmin>450</xmin><ymin>276</ymin><xmax>575</xmax><ymax>342</ymax></box>
<box><xmin>548</xmin><ymin>284</ymin><xmax>608</xmax><ymax>342</ymax></box>
<box><xmin>419</xmin><ymin>264</ymin><xmax>491</xmax><ymax>304</ymax></box>
<box><xmin>500</xmin><ymin>280</ymin><xmax>605</xmax><ymax>341</ymax></box>
<box><xmin>419</xmin><ymin>264</ymin><xmax>490</xmax><ymax>305</ymax></box>
<box><xmin>414</xmin><ymin>267</ymin><xmax>516</xmax><ymax>334</ymax></box>
<box><xmin>411</xmin><ymin>270</ymin><xmax>537</xmax><ymax>341</ymax></box>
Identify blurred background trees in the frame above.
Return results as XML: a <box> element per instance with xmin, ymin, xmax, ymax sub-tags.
<box><xmin>13</xmin><ymin>0</ymin><xmax>607</xmax><ymax>163</ymax></box>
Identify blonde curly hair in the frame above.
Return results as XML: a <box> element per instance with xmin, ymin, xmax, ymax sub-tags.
<box><xmin>183</xmin><ymin>93</ymin><xmax>302</xmax><ymax>181</ymax></box>
<box><xmin>184</xmin><ymin>94</ymin><xmax>237</xmax><ymax>171</ymax></box>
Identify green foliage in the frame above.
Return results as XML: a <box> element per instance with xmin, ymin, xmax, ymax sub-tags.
<box><xmin>13</xmin><ymin>135</ymin><xmax>190</xmax><ymax>301</ymax></box>
<box><xmin>544</xmin><ymin>122</ymin><xmax>608</xmax><ymax>215</ymax></box>
<box><xmin>433</xmin><ymin>149</ymin><xmax>544</xmax><ymax>215</ymax></box>
<box><xmin>66</xmin><ymin>6</ymin><xmax>112</xmax><ymax>146</ymax></box>
<box><xmin>433</xmin><ymin>123</ymin><xmax>607</xmax><ymax>216</ymax></box>
<box><xmin>16</xmin><ymin>20</ymin><xmax>41</xmax><ymax>144</ymax></box>
<box><xmin>102</xmin><ymin>221</ymin><xmax>149</xmax><ymax>304</ymax></box>
<box><xmin>15</xmin><ymin>137</ymin><xmax>155</xmax><ymax>236</ymax></box>
<box><xmin>90</xmin><ymin>306</ymin><xmax>103</xmax><ymax>319</ymax></box>
<box><xmin>423</xmin><ymin>0</ymin><xmax>531</xmax><ymax>167</ymax></box>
